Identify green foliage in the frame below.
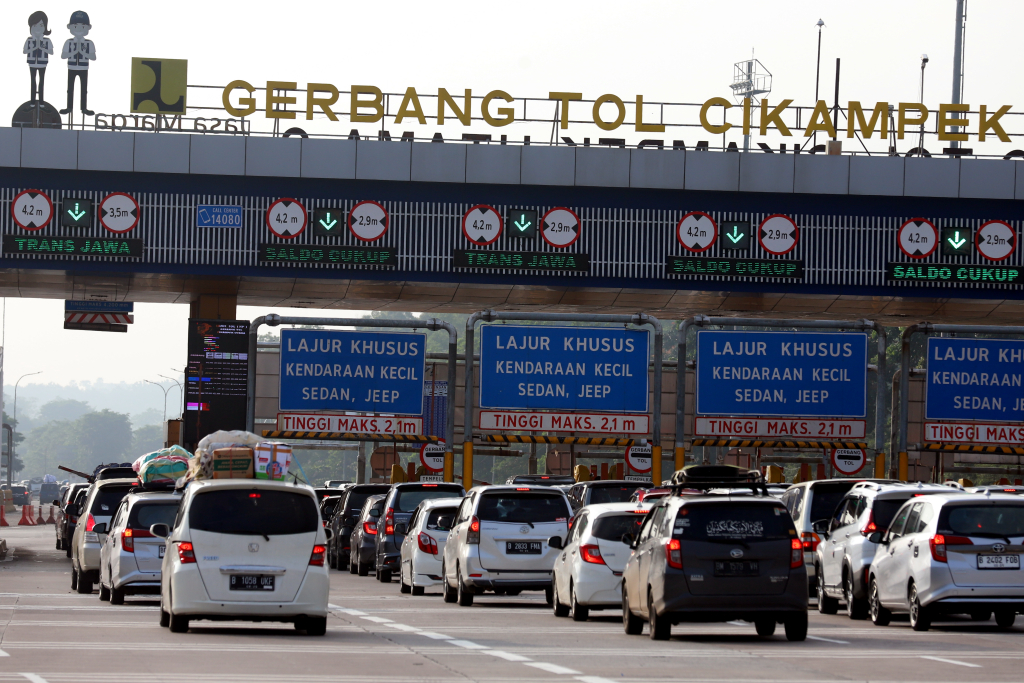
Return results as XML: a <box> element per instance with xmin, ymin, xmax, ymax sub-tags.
<box><xmin>132</xmin><ymin>424</ymin><xmax>165</xmax><ymax>454</ymax></box>
<box><xmin>38</xmin><ymin>398</ymin><xmax>92</xmax><ymax>423</ymax></box>
<box><xmin>21</xmin><ymin>409</ymin><xmax>135</xmax><ymax>478</ymax></box>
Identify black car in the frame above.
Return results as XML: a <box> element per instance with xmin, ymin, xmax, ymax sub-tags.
<box><xmin>621</xmin><ymin>469</ymin><xmax>808</xmax><ymax>642</ymax></box>
<box><xmin>328</xmin><ymin>484</ymin><xmax>392</xmax><ymax>569</ymax></box>
<box><xmin>320</xmin><ymin>495</ymin><xmax>342</xmax><ymax>530</ymax></box>
<box><xmin>566</xmin><ymin>480</ymin><xmax>641</xmax><ymax>511</ymax></box>
<box><xmin>375</xmin><ymin>482</ymin><xmax>464</xmax><ymax>582</ymax></box>
<box><xmin>505</xmin><ymin>474</ymin><xmax>576</xmax><ymax>487</ymax></box>
<box><xmin>10</xmin><ymin>485</ymin><xmax>29</xmax><ymax>506</ymax></box>
<box><xmin>55</xmin><ymin>483</ymin><xmax>89</xmax><ymax>554</ymax></box>
<box><xmin>350</xmin><ymin>494</ymin><xmax>387</xmax><ymax>576</ymax></box>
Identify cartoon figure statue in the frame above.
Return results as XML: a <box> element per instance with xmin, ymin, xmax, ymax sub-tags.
<box><xmin>59</xmin><ymin>10</ymin><xmax>96</xmax><ymax>117</ymax></box>
<box><xmin>23</xmin><ymin>11</ymin><xmax>53</xmax><ymax>104</ymax></box>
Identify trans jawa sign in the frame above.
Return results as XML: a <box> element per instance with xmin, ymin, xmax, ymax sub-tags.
<box><xmin>220</xmin><ymin>81</ymin><xmax>1013</xmax><ymax>143</ymax></box>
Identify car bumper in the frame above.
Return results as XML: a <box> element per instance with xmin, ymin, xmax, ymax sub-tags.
<box><xmin>464</xmin><ymin>571</ymin><xmax>552</xmax><ymax>591</ymax></box>
<box><xmin>924</xmin><ymin>583</ymin><xmax>1024</xmax><ymax>608</ymax></box>
<box><xmin>169</xmin><ymin>567</ymin><xmax>329</xmax><ymax>620</ymax></box>
<box><xmin>79</xmin><ymin>543</ymin><xmax>102</xmax><ymax>572</ymax></box>
<box><xmin>378</xmin><ymin>553</ymin><xmax>400</xmax><ymax>570</ymax></box>
<box><xmin>114</xmin><ymin>568</ymin><xmax>163</xmax><ymax>593</ymax></box>
<box><xmin>573</xmin><ymin>565</ymin><xmax>623</xmax><ymax>607</ymax></box>
<box><xmin>658</xmin><ymin>573</ymin><xmax>809</xmax><ymax>620</ymax></box>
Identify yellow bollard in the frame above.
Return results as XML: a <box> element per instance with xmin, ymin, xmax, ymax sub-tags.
<box><xmin>652</xmin><ymin>445</ymin><xmax>662</xmax><ymax>485</ymax></box>
<box><xmin>874</xmin><ymin>452</ymin><xmax>886</xmax><ymax>479</ymax></box>
<box><xmin>898</xmin><ymin>452</ymin><xmax>909</xmax><ymax>482</ymax></box>
<box><xmin>674</xmin><ymin>446</ymin><xmax>686</xmax><ymax>474</ymax></box>
<box><xmin>463</xmin><ymin>441</ymin><xmax>474</xmax><ymax>489</ymax></box>
<box><xmin>443</xmin><ymin>451</ymin><xmax>454</xmax><ymax>483</ymax></box>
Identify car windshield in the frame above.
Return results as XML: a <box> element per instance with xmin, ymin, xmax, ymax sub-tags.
<box><xmin>128</xmin><ymin>502</ymin><xmax>179</xmax><ymax>529</ymax></box>
<box><xmin>589</xmin><ymin>485</ymin><xmax>638</xmax><ymax>505</ymax></box>
<box><xmin>810</xmin><ymin>483</ymin><xmax>859</xmax><ymax>522</ymax></box>
<box><xmin>394</xmin><ymin>485</ymin><xmax>463</xmax><ymax>512</ymax></box>
<box><xmin>425</xmin><ymin>507</ymin><xmax>459</xmax><ymax>530</ymax></box>
<box><xmin>91</xmin><ymin>487</ymin><xmax>133</xmax><ymax>515</ymax></box>
<box><xmin>873</xmin><ymin>496</ymin><xmax>924</xmax><ymax>530</ymax></box>
<box><xmin>478</xmin><ymin>492</ymin><xmax>570</xmax><ymax>524</ymax></box>
<box><xmin>346</xmin><ymin>487</ymin><xmax>391</xmax><ymax>516</ymax></box>
<box><xmin>189</xmin><ymin>489</ymin><xmax>318</xmax><ymax>536</ymax></box>
<box><xmin>674</xmin><ymin>504</ymin><xmax>795</xmax><ymax>541</ymax></box>
<box><xmin>591</xmin><ymin>512</ymin><xmax>648</xmax><ymax>541</ymax></box>
<box><xmin>942</xmin><ymin>505</ymin><xmax>1024</xmax><ymax>537</ymax></box>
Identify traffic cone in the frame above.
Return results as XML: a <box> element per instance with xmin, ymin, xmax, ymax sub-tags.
<box><xmin>46</xmin><ymin>505</ymin><xmax>56</xmax><ymax>524</ymax></box>
<box><xmin>18</xmin><ymin>505</ymin><xmax>34</xmax><ymax>526</ymax></box>
<box><xmin>0</xmin><ymin>505</ymin><xmax>8</xmax><ymax>527</ymax></box>
<box><xmin>35</xmin><ymin>506</ymin><xmax>46</xmax><ymax>525</ymax></box>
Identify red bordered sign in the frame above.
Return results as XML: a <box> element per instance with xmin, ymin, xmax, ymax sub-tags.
<box><xmin>462</xmin><ymin>205</ymin><xmax>502</xmax><ymax>246</ymax></box>
<box><xmin>758</xmin><ymin>214</ymin><xmax>799</xmax><ymax>255</ymax></box>
<box><xmin>626</xmin><ymin>444</ymin><xmax>652</xmax><ymax>473</ymax></box>
<box><xmin>266</xmin><ymin>198</ymin><xmax>307</xmax><ymax>239</ymax></box>
<box><xmin>540</xmin><ymin>207</ymin><xmax>581</xmax><ymax>248</ymax></box>
<box><xmin>349</xmin><ymin>200</ymin><xmax>389</xmax><ymax>242</ymax></box>
<box><xmin>975</xmin><ymin>220</ymin><xmax>1016</xmax><ymax>262</ymax></box>
<box><xmin>897</xmin><ymin>218</ymin><xmax>937</xmax><ymax>259</ymax></box>
<box><xmin>99</xmin><ymin>192</ymin><xmax>140</xmax><ymax>234</ymax></box>
<box><xmin>676</xmin><ymin>211</ymin><xmax>717</xmax><ymax>253</ymax></box>
<box><xmin>830</xmin><ymin>448</ymin><xmax>867</xmax><ymax>476</ymax></box>
<box><xmin>11</xmin><ymin>189</ymin><xmax>53</xmax><ymax>230</ymax></box>
<box><xmin>420</xmin><ymin>441</ymin><xmax>446</xmax><ymax>473</ymax></box>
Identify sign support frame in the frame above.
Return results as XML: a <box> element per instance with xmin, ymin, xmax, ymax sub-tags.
<box><xmin>464</xmin><ymin>310</ymin><xmax>663</xmax><ymax>487</ymax></box>
<box><xmin>246</xmin><ymin>314</ymin><xmax>458</xmax><ymax>482</ymax></box>
<box><xmin>676</xmin><ymin>316</ymin><xmax>887</xmax><ymax>479</ymax></box>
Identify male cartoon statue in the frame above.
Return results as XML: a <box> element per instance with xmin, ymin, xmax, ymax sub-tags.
<box><xmin>24</xmin><ymin>11</ymin><xmax>53</xmax><ymax>104</ymax></box>
<box><xmin>59</xmin><ymin>10</ymin><xmax>96</xmax><ymax>117</ymax></box>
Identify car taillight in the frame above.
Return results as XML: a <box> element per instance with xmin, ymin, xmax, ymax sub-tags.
<box><xmin>363</xmin><ymin>521</ymin><xmax>378</xmax><ymax>535</ymax></box>
<box><xmin>801</xmin><ymin>531</ymin><xmax>820</xmax><ymax>552</ymax></box>
<box><xmin>122</xmin><ymin>528</ymin><xmax>135</xmax><ymax>553</ymax></box>
<box><xmin>580</xmin><ymin>543</ymin><xmax>606</xmax><ymax>565</ymax></box>
<box><xmin>860</xmin><ymin>510</ymin><xmax>878</xmax><ymax>536</ymax></box>
<box><xmin>177</xmin><ymin>541</ymin><xmax>196</xmax><ymax>564</ymax></box>
<box><xmin>85</xmin><ymin>513</ymin><xmax>96</xmax><ymax>532</ymax></box>
<box><xmin>791</xmin><ymin>538</ymin><xmax>803</xmax><ymax>568</ymax></box>
<box><xmin>930</xmin><ymin>534</ymin><xmax>973</xmax><ymax>562</ymax></box>
<box><xmin>418</xmin><ymin>532</ymin><xmax>438</xmax><ymax>555</ymax></box>
<box><xmin>665</xmin><ymin>539</ymin><xmax>683</xmax><ymax>569</ymax></box>
<box><xmin>69</xmin><ymin>516</ymin><xmax>78</xmax><ymax>524</ymax></box>
<box><xmin>309</xmin><ymin>545</ymin><xmax>326</xmax><ymax>566</ymax></box>
<box><xmin>516</xmin><ymin>488</ymin><xmax>530</xmax><ymax>491</ymax></box>
<box><xmin>467</xmin><ymin>516</ymin><xmax>480</xmax><ymax>544</ymax></box>
<box><xmin>385</xmin><ymin>508</ymin><xmax>395</xmax><ymax>535</ymax></box>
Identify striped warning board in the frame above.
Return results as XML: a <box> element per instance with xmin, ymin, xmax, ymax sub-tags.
<box><xmin>691</xmin><ymin>438</ymin><xmax>868</xmax><ymax>449</ymax></box>
<box><xmin>261</xmin><ymin>431</ymin><xmax>440</xmax><ymax>443</ymax></box>
<box><xmin>918</xmin><ymin>443</ymin><xmax>1024</xmax><ymax>455</ymax></box>
<box><xmin>65</xmin><ymin>312</ymin><xmax>134</xmax><ymax>324</ymax></box>
<box><xmin>484</xmin><ymin>435</ymin><xmax>635</xmax><ymax>446</ymax></box>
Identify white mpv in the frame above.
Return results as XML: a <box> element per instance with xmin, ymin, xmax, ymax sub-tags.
<box><xmin>398</xmin><ymin>498</ymin><xmax>461</xmax><ymax>595</ymax></box>
<box><xmin>152</xmin><ymin>480</ymin><xmax>330</xmax><ymax>635</ymax></box>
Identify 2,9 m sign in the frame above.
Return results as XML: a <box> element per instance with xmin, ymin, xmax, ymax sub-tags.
<box><xmin>478</xmin><ymin>411</ymin><xmax>650</xmax><ymax>434</ymax></box>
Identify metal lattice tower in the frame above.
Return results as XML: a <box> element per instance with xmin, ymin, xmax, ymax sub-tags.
<box><xmin>730</xmin><ymin>56</ymin><xmax>772</xmax><ymax>152</ymax></box>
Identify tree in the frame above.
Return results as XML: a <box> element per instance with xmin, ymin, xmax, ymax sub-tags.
<box><xmin>132</xmin><ymin>424</ymin><xmax>165</xmax><ymax>454</ymax></box>
<box><xmin>2</xmin><ymin>410</ymin><xmax>24</xmax><ymax>474</ymax></box>
<box><xmin>38</xmin><ymin>398</ymin><xmax>92</xmax><ymax>423</ymax></box>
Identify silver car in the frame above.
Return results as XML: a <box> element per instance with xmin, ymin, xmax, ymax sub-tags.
<box><xmin>70</xmin><ymin>478</ymin><xmax>138</xmax><ymax>594</ymax></box>
<box><xmin>867</xmin><ymin>492</ymin><xmax>1024</xmax><ymax>631</ymax></box>
<box><xmin>98</xmin><ymin>491</ymin><xmax>180</xmax><ymax>604</ymax></box>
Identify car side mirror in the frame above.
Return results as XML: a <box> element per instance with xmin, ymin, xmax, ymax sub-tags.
<box><xmin>394</xmin><ymin>522</ymin><xmax>408</xmax><ymax>536</ymax></box>
<box><xmin>436</xmin><ymin>515</ymin><xmax>454</xmax><ymax>531</ymax></box>
<box><xmin>548</xmin><ymin>535</ymin><xmax>564</xmax><ymax>550</ymax></box>
<box><xmin>52</xmin><ymin>499</ymin><xmax>60</xmax><ymax>506</ymax></box>
<box><xmin>92</xmin><ymin>523</ymin><xmax>108</xmax><ymax>535</ymax></box>
<box><xmin>324</xmin><ymin>528</ymin><xmax>333</xmax><ymax>541</ymax></box>
<box><xmin>868</xmin><ymin>531</ymin><xmax>884</xmax><ymax>544</ymax></box>
<box><xmin>369</xmin><ymin>509</ymin><xmax>381</xmax><ymax>518</ymax></box>
<box><xmin>811</xmin><ymin>519</ymin><xmax>830</xmax><ymax>537</ymax></box>
<box><xmin>149</xmin><ymin>523</ymin><xmax>170</xmax><ymax>539</ymax></box>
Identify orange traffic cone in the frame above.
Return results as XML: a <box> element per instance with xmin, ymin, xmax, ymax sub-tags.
<box><xmin>35</xmin><ymin>506</ymin><xmax>46</xmax><ymax>525</ymax></box>
<box><xmin>0</xmin><ymin>505</ymin><xmax>8</xmax><ymax>527</ymax></box>
<box><xmin>18</xmin><ymin>505</ymin><xmax>34</xmax><ymax>526</ymax></box>
<box><xmin>46</xmin><ymin>506</ymin><xmax>56</xmax><ymax>525</ymax></box>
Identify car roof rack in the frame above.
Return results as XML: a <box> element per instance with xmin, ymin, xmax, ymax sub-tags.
<box><xmin>129</xmin><ymin>480</ymin><xmax>178</xmax><ymax>494</ymax></box>
<box><xmin>665</xmin><ymin>465</ymin><xmax>768</xmax><ymax>496</ymax></box>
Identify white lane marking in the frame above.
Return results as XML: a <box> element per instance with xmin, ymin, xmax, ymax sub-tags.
<box><xmin>485</xmin><ymin>650</ymin><xmax>532</xmax><ymax>662</ymax></box>
<box><xmin>807</xmin><ymin>635</ymin><xmax>849</xmax><ymax>644</ymax></box>
<box><xmin>360</xmin><ymin>616</ymin><xmax>393</xmax><ymax>623</ymax></box>
<box><xmin>330</xmin><ymin>607</ymin><xmax>366</xmax><ymax>616</ymax></box>
<box><xmin>576</xmin><ymin>677</ymin><xmax>618</xmax><ymax>683</ymax></box>
<box><xmin>524</xmin><ymin>662</ymin><xmax>581</xmax><ymax>675</ymax></box>
<box><xmin>417</xmin><ymin>631</ymin><xmax>454</xmax><ymax>640</ymax></box>
<box><xmin>20</xmin><ymin>675</ymin><xmax>49</xmax><ymax>683</ymax></box>
<box><xmin>0</xmin><ymin>649</ymin><xmax>8</xmax><ymax>657</ymax></box>
<box><xmin>727</xmin><ymin>620</ymin><xmax>747</xmax><ymax>626</ymax></box>
<box><xmin>384</xmin><ymin>623</ymin><xmax>421</xmax><ymax>632</ymax></box>
<box><xmin>448</xmin><ymin>640</ymin><xmax>488</xmax><ymax>650</ymax></box>
<box><xmin>920</xmin><ymin>655</ymin><xmax>982</xmax><ymax>668</ymax></box>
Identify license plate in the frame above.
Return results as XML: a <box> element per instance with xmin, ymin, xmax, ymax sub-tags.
<box><xmin>506</xmin><ymin>541</ymin><xmax>542</xmax><ymax>554</ymax></box>
<box><xmin>714</xmin><ymin>560</ymin><xmax>759</xmax><ymax>577</ymax></box>
<box><xmin>978</xmin><ymin>554</ymin><xmax>1020</xmax><ymax>570</ymax></box>
<box><xmin>158</xmin><ymin>545</ymin><xmax>165</xmax><ymax>558</ymax></box>
<box><xmin>229</xmin><ymin>574</ymin><xmax>275</xmax><ymax>591</ymax></box>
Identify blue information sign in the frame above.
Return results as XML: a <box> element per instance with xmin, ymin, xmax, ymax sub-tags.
<box><xmin>279</xmin><ymin>329</ymin><xmax>426</xmax><ymax>415</ymax></box>
<box><xmin>696</xmin><ymin>331</ymin><xmax>868</xmax><ymax>417</ymax></box>
<box><xmin>479</xmin><ymin>325</ymin><xmax>650</xmax><ymax>412</ymax></box>
<box><xmin>926</xmin><ymin>338</ymin><xmax>1024</xmax><ymax>421</ymax></box>
<box><xmin>197</xmin><ymin>205</ymin><xmax>242</xmax><ymax>228</ymax></box>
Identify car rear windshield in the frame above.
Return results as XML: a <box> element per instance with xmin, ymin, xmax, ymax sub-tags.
<box><xmin>345</xmin><ymin>487</ymin><xmax>392</xmax><ymax>516</ymax></box>
<box><xmin>11</xmin><ymin>486</ymin><xmax>26</xmax><ymax>494</ymax></box>
<box><xmin>940</xmin><ymin>505</ymin><xmax>1024</xmax><ymax>537</ymax></box>
<box><xmin>591</xmin><ymin>512</ymin><xmax>648</xmax><ymax>541</ymax></box>
<box><xmin>674</xmin><ymin>504</ymin><xmax>795</xmax><ymax>541</ymax></box>
<box><xmin>189</xmin><ymin>489</ymin><xmax>318</xmax><ymax>536</ymax></box>
<box><xmin>91</xmin><ymin>487</ymin><xmax>133</xmax><ymax>515</ymax></box>
<box><xmin>394</xmin><ymin>485</ymin><xmax>463</xmax><ymax>512</ymax></box>
<box><xmin>426</xmin><ymin>507</ymin><xmax>459</xmax><ymax>530</ymax></box>
<box><xmin>128</xmin><ymin>502</ymin><xmax>179</xmax><ymax>529</ymax></box>
<box><xmin>478</xmin><ymin>492</ymin><xmax>570</xmax><ymax>524</ymax></box>
<box><xmin>511</xmin><ymin>476</ymin><xmax>575</xmax><ymax>486</ymax></box>
<box><xmin>588</xmin><ymin>485</ymin><xmax>638</xmax><ymax>505</ymax></box>
<box><xmin>321</xmin><ymin>498</ymin><xmax>341</xmax><ymax>517</ymax></box>
<box><xmin>809</xmin><ymin>482</ymin><xmax>859</xmax><ymax>522</ymax></box>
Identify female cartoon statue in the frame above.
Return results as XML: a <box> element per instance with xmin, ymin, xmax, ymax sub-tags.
<box><xmin>23</xmin><ymin>11</ymin><xmax>53</xmax><ymax>104</ymax></box>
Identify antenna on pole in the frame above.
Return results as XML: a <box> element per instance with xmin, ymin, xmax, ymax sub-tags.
<box><xmin>730</xmin><ymin>54</ymin><xmax>772</xmax><ymax>152</ymax></box>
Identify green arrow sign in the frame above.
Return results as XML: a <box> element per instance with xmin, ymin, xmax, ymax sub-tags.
<box><xmin>726</xmin><ymin>225</ymin><xmax>745</xmax><ymax>243</ymax></box>
<box><xmin>319</xmin><ymin>212</ymin><xmax>337</xmax><ymax>230</ymax></box>
<box><xmin>940</xmin><ymin>226</ymin><xmax>972</xmax><ymax>256</ymax></box>
<box><xmin>947</xmin><ymin>231</ymin><xmax>966</xmax><ymax>249</ymax></box>
<box><xmin>514</xmin><ymin>214</ymin><xmax>532</xmax><ymax>231</ymax></box>
<box><xmin>68</xmin><ymin>203</ymin><xmax>86</xmax><ymax>221</ymax></box>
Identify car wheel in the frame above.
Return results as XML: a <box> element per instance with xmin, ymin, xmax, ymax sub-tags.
<box><xmin>399</xmin><ymin>575</ymin><xmax>411</xmax><ymax>594</ymax></box>
<box><xmin>844</xmin><ymin>572</ymin><xmax>868</xmax><ymax>620</ymax></box>
<box><xmin>379</xmin><ymin>568</ymin><xmax>392</xmax><ymax>583</ymax></box>
<box><xmin>168</xmin><ymin>612</ymin><xmax>190</xmax><ymax>633</ymax></box>
<box><xmin>110</xmin><ymin>585</ymin><xmax>125</xmax><ymax>605</ymax></box>
<box><xmin>908</xmin><ymin>584</ymin><xmax>930</xmax><ymax>632</ymax></box>
<box><xmin>159</xmin><ymin>603</ymin><xmax>170</xmax><ymax>627</ymax></box>
<box><xmin>552</xmin><ymin>580</ymin><xmax>569</xmax><ymax>618</ymax></box>
<box><xmin>456</xmin><ymin>568</ymin><xmax>474</xmax><ymax>607</ymax></box>
<box><xmin>442</xmin><ymin>564</ymin><xmax>458</xmax><ymax>604</ymax></box>
<box><xmin>99</xmin><ymin>581</ymin><xmax>110</xmax><ymax>601</ymax></box>
<box><xmin>65</xmin><ymin>544</ymin><xmax>71</xmax><ymax>558</ymax></box>
<box><xmin>995</xmin><ymin>610</ymin><xmax>1016</xmax><ymax>628</ymax></box>
<box><xmin>55</xmin><ymin>538</ymin><xmax>61</xmax><ymax>550</ymax></box>
<box><xmin>647</xmin><ymin>591</ymin><xmax>670</xmax><ymax>641</ymax></box>
<box><xmin>971</xmin><ymin>611</ymin><xmax>992</xmax><ymax>622</ymax></box>
<box><xmin>784</xmin><ymin>612</ymin><xmax>808</xmax><ymax>641</ymax></box>
<box><xmin>755</xmin><ymin>617</ymin><xmax>776</xmax><ymax>636</ymax></box>
<box><xmin>544</xmin><ymin>585</ymin><xmax>554</xmax><ymax>607</ymax></box>
<box><xmin>302</xmin><ymin>616</ymin><xmax>328</xmax><ymax>636</ymax></box>
<box><xmin>816</xmin><ymin>565</ymin><xmax>838</xmax><ymax>615</ymax></box>
<box><xmin>570</xmin><ymin>584</ymin><xmax>589</xmax><ymax>622</ymax></box>
<box><xmin>77</xmin><ymin>571</ymin><xmax>93</xmax><ymax>594</ymax></box>
<box><xmin>622</xmin><ymin>584</ymin><xmax>644</xmax><ymax>635</ymax></box>
<box><xmin>71</xmin><ymin>568</ymin><xmax>78</xmax><ymax>590</ymax></box>
<box><xmin>412</xmin><ymin>585</ymin><xmax>424</xmax><ymax>596</ymax></box>
<box><xmin>868</xmin><ymin>578</ymin><xmax>891</xmax><ymax>626</ymax></box>
<box><xmin>348</xmin><ymin>555</ymin><xmax>357</xmax><ymax>574</ymax></box>
<box><xmin>357</xmin><ymin>557</ymin><xmax>369</xmax><ymax>577</ymax></box>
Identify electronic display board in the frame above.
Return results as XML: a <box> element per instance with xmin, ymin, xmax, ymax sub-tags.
<box><xmin>183</xmin><ymin>319</ymin><xmax>250</xmax><ymax>446</ymax></box>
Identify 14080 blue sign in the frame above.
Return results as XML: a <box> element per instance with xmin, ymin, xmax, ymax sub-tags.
<box><xmin>279</xmin><ymin>329</ymin><xmax>426</xmax><ymax>415</ymax></box>
<box><xmin>479</xmin><ymin>325</ymin><xmax>649</xmax><ymax>412</ymax></box>
<box><xmin>696</xmin><ymin>331</ymin><xmax>868</xmax><ymax>417</ymax></box>
<box><xmin>926</xmin><ymin>338</ymin><xmax>1024</xmax><ymax>421</ymax></box>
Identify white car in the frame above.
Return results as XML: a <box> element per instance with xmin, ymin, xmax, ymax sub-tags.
<box><xmin>550</xmin><ymin>502</ymin><xmax>651</xmax><ymax>621</ymax></box>
<box><xmin>152</xmin><ymin>480</ymin><xmax>330</xmax><ymax>635</ymax></box>
<box><xmin>398</xmin><ymin>498</ymin><xmax>461</xmax><ymax>595</ymax></box>
<box><xmin>70</xmin><ymin>478</ymin><xmax>138</xmax><ymax>594</ymax></box>
<box><xmin>867</xmin><ymin>492</ymin><xmax>1024</xmax><ymax>631</ymax></box>
<box><xmin>441</xmin><ymin>485</ymin><xmax>572</xmax><ymax>606</ymax></box>
<box><xmin>97</xmin><ymin>491</ymin><xmax>180</xmax><ymax>604</ymax></box>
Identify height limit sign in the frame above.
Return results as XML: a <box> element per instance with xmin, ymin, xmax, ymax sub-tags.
<box><xmin>677</xmin><ymin>211</ymin><xmax>717</xmax><ymax>253</ymax></box>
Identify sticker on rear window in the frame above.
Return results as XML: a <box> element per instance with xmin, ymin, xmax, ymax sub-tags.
<box><xmin>675</xmin><ymin>519</ymin><xmax>690</xmax><ymax>528</ymax></box>
<box><xmin>706</xmin><ymin>520</ymin><xmax>764</xmax><ymax>538</ymax></box>
<box><xmin>774</xmin><ymin>508</ymin><xmax>781</xmax><ymax>516</ymax></box>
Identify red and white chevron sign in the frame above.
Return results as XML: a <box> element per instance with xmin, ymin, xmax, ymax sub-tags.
<box><xmin>65</xmin><ymin>312</ymin><xmax>134</xmax><ymax>324</ymax></box>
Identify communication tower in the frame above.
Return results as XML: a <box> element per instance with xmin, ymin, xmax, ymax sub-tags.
<box><xmin>730</xmin><ymin>54</ymin><xmax>772</xmax><ymax>152</ymax></box>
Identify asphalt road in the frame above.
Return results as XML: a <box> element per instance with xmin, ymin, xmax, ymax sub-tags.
<box><xmin>1</xmin><ymin>524</ymin><xmax>1022</xmax><ymax>683</ymax></box>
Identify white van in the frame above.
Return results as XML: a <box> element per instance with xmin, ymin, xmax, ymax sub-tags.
<box><xmin>152</xmin><ymin>479</ymin><xmax>330</xmax><ymax>635</ymax></box>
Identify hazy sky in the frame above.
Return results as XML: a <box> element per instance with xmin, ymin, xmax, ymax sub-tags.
<box><xmin>1</xmin><ymin>0</ymin><xmax>1022</xmax><ymax>389</ymax></box>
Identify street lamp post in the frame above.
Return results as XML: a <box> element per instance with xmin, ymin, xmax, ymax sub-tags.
<box><xmin>919</xmin><ymin>54</ymin><xmax>929</xmax><ymax>154</ymax></box>
<box><xmin>12</xmin><ymin>370</ymin><xmax>41</xmax><ymax>486</ymax></box>
<box><xmin>157</xmin><ymin>374</ymin><xmax>183</xmax><ymax>420</ymax></box>
<box><xmin>144</xmin><ymin>379</ymin><xmax>173</xmax><ymax>424</ymax></box>
<box><xmin>814</xmin><ymin>19</ymin><xmax>825</xmax><ymax>149</ymax></box>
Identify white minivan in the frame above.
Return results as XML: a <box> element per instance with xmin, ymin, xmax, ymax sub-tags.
<box><xmin>152</xmin><ymin>479</ymin><xmax>330</xmax><ymax>635</ymax></box>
